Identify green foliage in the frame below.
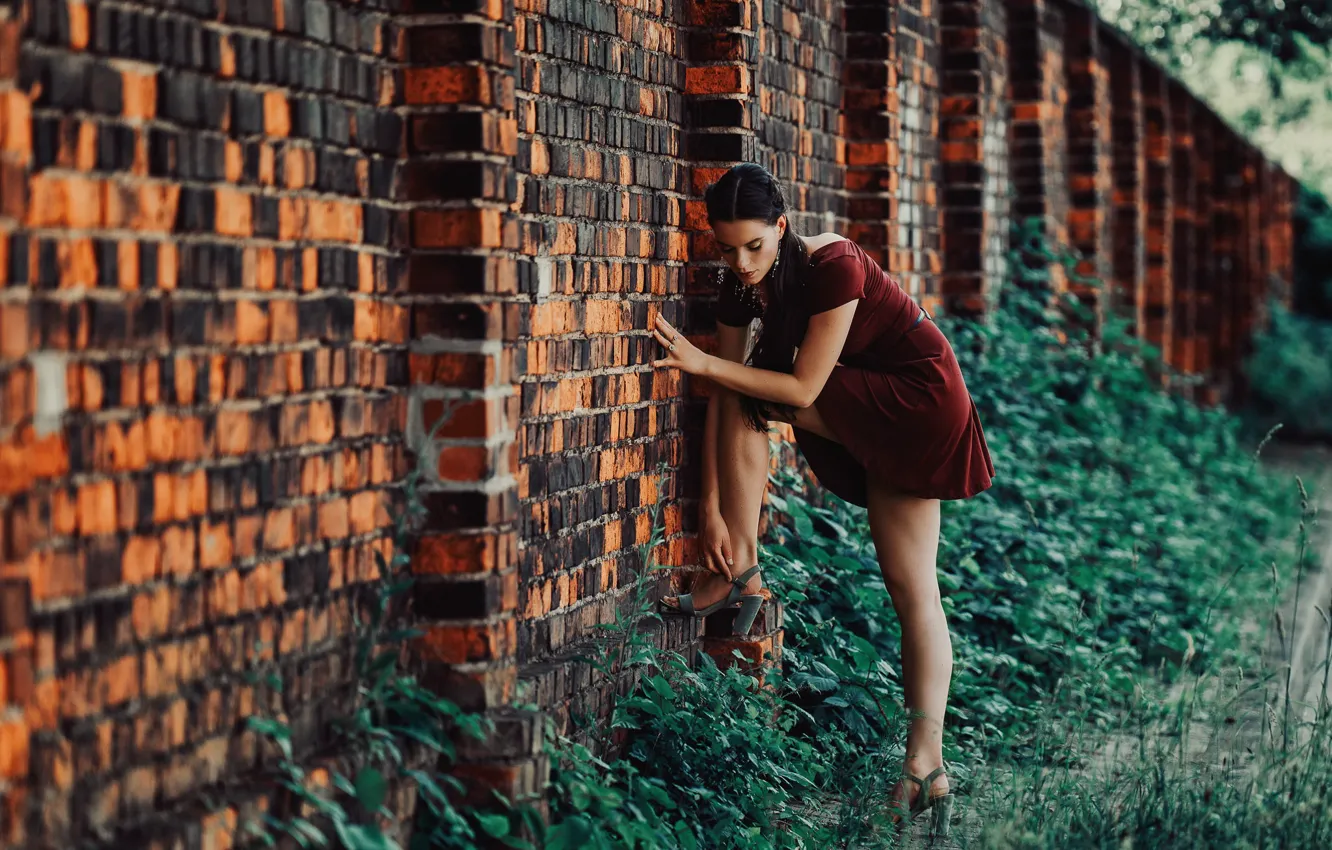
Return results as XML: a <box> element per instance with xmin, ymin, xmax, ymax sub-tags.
<box><xmin>1294</xmin><ymin>188</ymin><xmax>1332</xmax><ymax>319</ymax></box>
<box><xmin>1247</xmin><ymin>300</ymin><xmax>1332</xmax><ymax>439</ymax></box>
<box><xmin>1092</xmin><ymin>0</ymin><xmax>1332</xmax><ymax>67</ymax></box>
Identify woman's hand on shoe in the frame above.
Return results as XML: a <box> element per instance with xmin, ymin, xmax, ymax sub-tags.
<box><xmin>699</xmin><ymin>510</ymin><xmax>733</xmax><ymax>580</ymax></box>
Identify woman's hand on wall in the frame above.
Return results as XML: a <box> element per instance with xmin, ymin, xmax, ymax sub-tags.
<box><xmin>652</xmin><ymin>314</ymin><xmax>711</xmax><ymax>375</ymax></box>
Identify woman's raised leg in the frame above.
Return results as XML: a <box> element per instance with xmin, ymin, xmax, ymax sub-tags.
<box><xmin>664</xmin><ymin>392</ymin><xmax>769</xmax><ymax>608</ymax></box>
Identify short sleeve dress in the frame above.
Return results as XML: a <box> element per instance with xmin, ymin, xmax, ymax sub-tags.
<box><xmin>716</xmin><ymin>238</ymin><xmax>994</xmax><ymax>507</ymax></box>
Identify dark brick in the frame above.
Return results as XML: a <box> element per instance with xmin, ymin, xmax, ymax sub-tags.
<box><xmin>232</xmin><ymin>88</ymin><xmax>265</xmax><ymax>136</ymax></box>
<box><xmin>175</xmin><ymin>187</ymin><xmax>216</xmax><ymax>233</ymax></box>
<box><xmin>89</xmin><ymin>300</ymin><xmax>131</xmax><ymax>348</ymax></box>
<box><xmin>172</xmin><ymin>299</ymin><xmax>210</xmax><ymax>346</ymax></box>
<box><xmin>95</xmin><ymin>240</ymin><xmax>118</xmax><ymax>288</ymax></box>
<box><xmin>39</xmin><ymin>53</ymin><xmax>93</xmax><ymax>110</ymax></box>
<box><xmin>7</xmin><ymin>232</ymin><xmax>28</xmax><ymax>287</ymax></box>
<box><xmin>86</xmin><ymin>539</ymin><xmax>122</xmax><ymax>592</ymax></box>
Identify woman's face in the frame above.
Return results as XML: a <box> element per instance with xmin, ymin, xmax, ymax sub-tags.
<box><xmin>713</xmin><ymin>217</ymin><xmax>786</xmax><ymax>285</ymax></box>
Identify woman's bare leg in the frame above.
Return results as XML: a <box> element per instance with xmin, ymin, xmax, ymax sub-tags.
<box><xmin>787</xmin><ymin>403</ymin><xmax>952</xmax><ymax>806</ymax></box>
<box><xmin>866</xmin><ymin>482</ymin><xmax>951</xmax><ymax>806</ymax></box>
<box><xmin>664</xmin><ymin>392</ymin><xmax>769</xmax><ymax>607</ymax></box>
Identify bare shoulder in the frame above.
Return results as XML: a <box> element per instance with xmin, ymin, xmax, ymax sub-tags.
<box><xmin>800</xmin><ymin>232</ymin><xmax>850</xmax><ymax>254</ymax></box>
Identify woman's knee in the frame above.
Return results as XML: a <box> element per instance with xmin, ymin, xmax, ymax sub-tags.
<box><xmin>881</xmin><ymin>575</ymin><xmax>944</xmax><ymax>618</ymax></box>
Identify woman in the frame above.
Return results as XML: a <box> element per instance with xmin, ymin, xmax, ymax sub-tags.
<box><xmin>652</xmin><ymin>163</ymin><xmax>994</xmax><ymax>836</ymax></box>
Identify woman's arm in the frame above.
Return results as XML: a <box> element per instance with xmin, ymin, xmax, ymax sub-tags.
<box><xmin>653</xmin><ymin>303</ymin><xmax>857</xmax><ymax>408</ymax></box>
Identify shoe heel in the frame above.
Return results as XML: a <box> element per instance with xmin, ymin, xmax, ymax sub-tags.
<box><xmin>929</xmin><ymin>794</ymin><xmax>953</xmax><ymax>838</ymax></box>
<box><xmin>732</xmin><ymin>595</ymin><xmax>764</xmax><ymax>636</ymax></box>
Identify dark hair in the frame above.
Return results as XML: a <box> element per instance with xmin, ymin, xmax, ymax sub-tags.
<box><xmin>705</xmin><ymin>163</ymin><xmax>810</xmax><ymax>431</ymax></box>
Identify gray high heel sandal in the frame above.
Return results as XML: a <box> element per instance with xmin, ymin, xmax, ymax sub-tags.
<box><xmin>895</xmin><ymin>765</ymin><xmax>954</xmax><ymax>839</ymax></box>
<box><xmin>661</xmin><ymin>565</ymin><xmax>766</xmax><ymax>636</ymax></box>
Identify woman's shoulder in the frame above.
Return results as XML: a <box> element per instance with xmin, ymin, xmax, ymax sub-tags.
<box><xmin>801</xmin><ymin>233</ymin><xmax>854</xmax><ymax>260</ymax></box>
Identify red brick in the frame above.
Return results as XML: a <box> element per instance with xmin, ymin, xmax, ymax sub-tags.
<box><xmin>264</xmin><ymin>91</ymin><xmax>290</xmax><ymax>136</ymax></box>
<box><xmin>199</xmin><ymin>521</ymin><xmax>233</xmax><ymax>570</ymax></box>
<box><xmin>318</xmin><ymin>498</ymin><xmax>348</xmax><ymax>540</ymax></box>
<box><xmin>0</xmin><ymin>720</ymin><xmax>28</xmax><ymax>779</ymax></box>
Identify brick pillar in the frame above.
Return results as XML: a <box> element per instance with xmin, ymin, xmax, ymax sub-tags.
<box><xmin>1211</xmin><ymin>128</ymin><xmax>1244</xmax><ymax>395</ymax></box>
<box><xmin>939</xmin><ymin>0</ymin><xmax>1009</xmax><ymax>315</ymax></box>
<box><xmin>1140</xmin><ymin>62</ymin><xmax>1172</xmax><ymax>364</ymax></box>
<box><xmin>400</xmin><ymin>0</ymin><xmax>538</xmax><ymax>812</ymax></box>
<box><xmin>1006</xmin><ymin>0</ymin><xmax>1069</xmax><ymax>291</ymax></box>
<box><xmin>1168</xmin><ymin>82</ymin><xmax>1196</xmax><ymax>376</ymax></box>
<box><xmin>684</xmin><ymin>0</ymin><xmax>785</xmax><ymax>685</ymax></box>
<box><xmin>843</xmin><ymin>0</ymin><xmax>900</xmax><ymax>273</ymax></box>
<box><xmin>1192</xmin><ymin>107</ymin><xmax>1215</xmax><ymax>385</ymax></box>
<box><xmin>1064</xmin><ymin>7</ymin><xmax>1112</xmax><ymax>328</ymax></box>
<box><xmin>1270</xmin><ymin>171</ymin><xmax>1294</xmax><ymax>300</ymax></box>
<box><xmin>895</xmin><ymin>0</ymin><xmax>942</xmax><ymax>304</ymax></box>
<box><xmin>1108</xmin><ymin>38</ymin><xmax>1145</xmax><ymax>334</ymax></box>
<box><xmin>0</xmin><ymin>7</ymin><xmax>34</xmax><ymax>843</ymax></box>
<box><xmin>1232</xmin><ymin>146</ymin><xmax>1263</xmax><ymax>400</ymax></box>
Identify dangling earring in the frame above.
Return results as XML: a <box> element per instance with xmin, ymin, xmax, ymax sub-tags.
<box><xmin>771</xmin><ymin>241</ymin><xmax>781</xmax><ymax>276</ymax></box>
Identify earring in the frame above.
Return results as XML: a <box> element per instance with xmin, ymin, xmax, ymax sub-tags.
<box><xmin>772</xmin><ymin>242</ymin><xmax>781</xmax><ymax>274</ymax></box>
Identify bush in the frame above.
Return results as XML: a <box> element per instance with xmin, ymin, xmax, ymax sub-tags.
<box><xmin>1247</xmin><ymin>300</ymin><xmax>1332</xmax><ymax>439</ymax></box>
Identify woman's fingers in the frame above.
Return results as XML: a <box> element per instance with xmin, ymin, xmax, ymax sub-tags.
<box><xmin>716</xmin><ymin>548</ymin><xmax>733</xmax><ymax>581</ymax></box>
<box><xmin>703</xmin><ymin>549</ymin><xmax>722</xmax><ymax>576</ymax></box>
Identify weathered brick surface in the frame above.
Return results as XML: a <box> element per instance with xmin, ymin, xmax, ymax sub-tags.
<box><xmin>0</xmin><ymin>0</ymin><xmax>1302</xmax><ymax>844</ymax></box>
<box><xmin>1064</xmin><ymin>4</ymin><xmax>1111</xmax><ymax>324</ymax></box>
<box><xmin>0</xmin><ymin>0</ymin><xmax>411</xmax><ymax>844</ymax></box>
<box><xmin>1141</xmin><ymin>62</ymin><xmax>1173</xmax><ymax>360</ymax></box>
<box><xmin>1109</xmin><ymin>38</ymin><xmax>1146</xmax><ymax>333</ymax></box>
<box><xmin>845</xmin><ymin>0</ymin><xmax>901</xmax><ymax>282</ymax></box>
<box><xmin>1008</xmin><ymin>0</ymin><xmax>1070</xmax><ymax>291</ymax></box>
<box><xmin>1192</xmin><ymin>106</ymin><xmax>1216</xmax><ymax>379</ymax></box>
<box><xmin>1169</xmin><ymin>82</ymin><xmax>1196</xmax><ymax>374</ymax></box>
<box><xmin>895</xmin><ymin>0</ymin><xmax>941</xmax><ymax>303</ymax></box>
<box><xmin>939</xmin><ymin>0</ymin><xmax>1009</xmax><ymax>315</ymax></box>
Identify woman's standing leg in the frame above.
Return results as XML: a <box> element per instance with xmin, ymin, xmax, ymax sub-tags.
<box><xmin>865</xmin><ymin>482</ymin><xmax>952</xmax><ymax>804</ymax></box>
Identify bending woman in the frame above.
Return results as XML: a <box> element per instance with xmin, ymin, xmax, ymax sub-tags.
<box><xmin>653</xmin><ymin>163</ymin><xmax>994</xmax><ymax>836</ymax></box>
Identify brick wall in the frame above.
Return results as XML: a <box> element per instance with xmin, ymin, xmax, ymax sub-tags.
<box><xmin>0</xmin><ymin>0</ymin><xmax>1301</xmax><ymax>845</ymax></box>
<box><xmin>0</xmin><ymin>0</ymin><xmax>411</xmax><ymax>843</ymax></box>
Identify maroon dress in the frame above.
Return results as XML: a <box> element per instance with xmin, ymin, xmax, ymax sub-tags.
<box><xmin>715</xmin><ymin>238</ymin><xmax>994</xmax><ymax>506</ymax></box>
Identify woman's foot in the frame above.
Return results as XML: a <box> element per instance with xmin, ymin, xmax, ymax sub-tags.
<box><xmin>885</xmin><ymin>757</ymin><xmax>950</xmax><ymax>824</ymax></box>
<box><xmin>661</xmin><ymin>568</ymin><xmax>762</xmax><ymax>612</ymax></box>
